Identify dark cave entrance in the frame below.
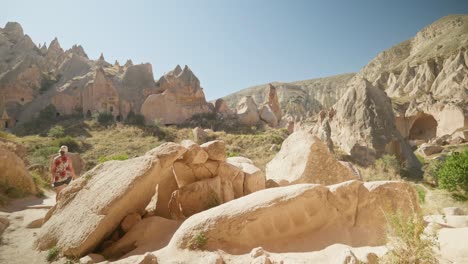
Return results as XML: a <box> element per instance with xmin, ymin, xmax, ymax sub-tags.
<box><xmin>409</xmin><ymin>114</ymin><xmax>437</xmax><ymax>141</ymax></box>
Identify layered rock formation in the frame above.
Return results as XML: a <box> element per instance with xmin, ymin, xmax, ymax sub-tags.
<box><xmin>0</xmin><ymin>139</ymin><xmax>36</xmax><ymax>195</ymax></box>
<box><xmin>316</xmin><ymin>77</ymin><xmax>422</xmax><ymax>176</ymax></box>
<box><xmin>140</xmin><ymin>65</ymin><xmax>211</xmax><ymax>125</ymax></box>
<box><xmin>359</xmin><ymin>15</ymin><xmax>468</xmax><ymax>141</ymax></box>
<box><xmin>36</xmin><ymin>140</ymin><xmax>265</xmax><ymax>258</ymax></box>
<box><xmin>0</xmin><ymin>22</ymin><xmax>209</xmax><ymax>128</ymax></box>
<box><xmin>168</xmin><ymin>180</ymin><xmax>418</xmax><ymax>254</ymax></box>
<box><xmin>266</xmin><ymin>130</ymin><xmax>359</xmax><ymax>186</ymax></box>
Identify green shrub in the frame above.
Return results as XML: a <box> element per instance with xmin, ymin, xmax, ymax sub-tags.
<box><xmin>226</xmin><ymin>150</ymin><xmax>239</xmax><ymax>158</ymax></box>
<box><xmin>97</xmin><ymin>112</ymin><xmax>115</xmax><ymax>127</ymax></box>
<box><xmin>48</xmin><ymin>125</ymin><xmax>65</xmax><ymax>138</ymax></box>
<box><xmin>98</xmin><ymin>154</ymin><xmax>129</xmax><ymax>163</ymax></box>
<box><xmin>125</xmin><ymin>111</ymin><xmax>146</xmax><ymax>126</ymax></box>
<box><xmin>188</xmin><ymin>233</ymin><xmax>208</xmax><ymax>249</ymax></box>
<box><xmin>382</xmin><ymin>210</ymin><xmax>438</xmax><ymax>264</ymax></box>
<box><xmin>414</xmin><ymin>185</ymin><xmax>426</xmax><ymax>203</ymax></box>
<box><xmin>376</xmin><ymin>154</ymin><xmax>401</xmax><ymax>173</ymax></box>
<box><xmin>55</xmin><ymin>136</ymin><xmax>80</xmax><ymax>152</ymax></box>
<box><xmin>46</xmin><ymin>246</ymin><xmax>60</xmax><ymax>262</ymax></box>
<box><xmin>437</xmin><ymin>149</ymin><xmax>468</xmax><ymax>197</ymax></box>
<box><xmin>415</xmin><ymin>153</ymin><xmax>425</xmax><ymax>165</ymax></box>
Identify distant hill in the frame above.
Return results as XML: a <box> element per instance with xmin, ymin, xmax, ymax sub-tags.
<box><xmin>223</xmin><ymin>73</ymin><xmax>355</xmax><ymax>118</ymax></box>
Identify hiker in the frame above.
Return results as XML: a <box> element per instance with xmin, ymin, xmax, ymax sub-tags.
<box><xmin>50</xmin><ymin>145</ymin><xmax>76</xmax><ymax>201</ymax></box>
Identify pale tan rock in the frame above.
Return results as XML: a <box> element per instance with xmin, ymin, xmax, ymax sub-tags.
<box><xmin>36</xmin><ymin>143</ymin><xmax>185</xmax><ymax>257</ymax></box>
<box><xmin>266</xmin><ymin>131</ymin><xmax>358</xmax><ymax>186</ymax></box>
<box><xmin>227</xmin><ymin>157</ymin><xmax>265</xmax><ymax>195</ymax></box>
<box><xmin>201</xmin><ymin>140</ymin><xmax>226</xmax><ymax>161</ymax></box>
<box><xmin>190</xmin><ymin>163</ymin><xmax>216</xmax><ymax>181</ymax></box>
<box><xmin>0</xmin><ymin>145</ymin><xmax>36</xmax><ymax>195</ymax></box>
<box><xmin>173</xmin><ymin>161</ymin><xmax>197</xmax><ymax>188</ymax></box>
<box><xmin>250</xmin><ymin>247</ymin><xmax>269</xmax><ymax>258</ymax></box>
<box><xmin>144</xmin><ymin>185</ymin><xmax>159</xmax><ymax>217</ymax></box>
<box><xmin>168</xmin><ymin>180</ymin><xmax>418</xmax><ymax>254</ymax></box>
<box><xmin>443</xmin><ymin>207</ymin><xmax>465</xmax><ymax>216</ymax></box>
<box><xmin>153</xmin><ymin>169</ymin><xmax>179</xmax><ymax>219</ymax></box>
<box><xmin>266</xmin><ymin>84</ymin><xmax>282</xmax><ymax>122</ymax></box>
<box><xmin>418</xmin><ymin>143</ymin><xmax>443</xmax><ymax>156</ymax></box>
<box><xmin>181</xmin><ymin>140</ymin><xmax>209</xmax><ymax>164</ymax></box>
<box><xmin>192</xmin><ymin>127</ymin><xmax>208</xmax><ymax>143</ymax></box>
<box><xmin>438</xmin><ymin>227</ymin><xmax>468</xmax><ymax>264</ymax></box>
<box><xmin>79</xmin><ymin>253</ymin><xmax>105</xmax><ymax>264</ymax></box>
<box><xmin>251</xmin><ymin>255</ymin><xmax>272</xmax><ymax>264</ymax></box>
<box><xmin>140</xmin><ymin>66</ymin><xmax>211</xmax><ymax>125</ymax></box>
<box><xmin>102</xmin><ymin>216</ymin><xmax>181</xmax><ymax>259</ymax></box>
<box><xmin>236</xmin><ymin>96</ymin><xmax>260</xmax><ymax>126</ymax></box>
<box><xmin>259</xmin><ymin>104</ymin><xmax>278</xmax><ymax>127</ymax></box>
<box><xmin>218</xmin><ymin>162</ymin><xmax>244</xmax><ymax>198</ymax></box>
<box><xmin>325</xmin><ymin>76</ymin><xmax>422</xmax><ymax>176</ymax></box>
<box><xmin>0</xmin><ymin>216</ymin><xmax>9</xmax><ymax>236</ymax></box>
<box><xmin>145</xmin><ymin>142</ymin><xmax>187</xmax><ymax>168</ymax></box>
<box><xmin>168</xmin><ymin>177</ymin><xmax>222</xmax><ymax>219</ymax></box>
<box><xmin>121</xmin><ymin>213</ymin><xmax>141</xmax><ymax>233</ymax></box>
<box><xmin>424</xmin><ymin>215</ymin><xmax>468</xmax><ymax>228</ymax></box>
<box><xmin>24</xmin><ymin>209</ymin><xmax>48</xmax><ymax>229</ymax></box>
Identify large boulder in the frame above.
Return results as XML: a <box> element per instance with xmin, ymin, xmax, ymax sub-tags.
<box><xmin>227</xmin><ymin>157</ymin><xmax>265</xmax><ymax>195</ymax></box>
<box><xmin>168</xmin><ymin>180</ymin><xmax>419</xmax><ymax>254</ymax></box>
<box><xmin>0</xmin><ymin>144</ymin><xmax>36</xmax><ymax>195</ymax></box>
<box><xmin>325</xmin><ymin>77</ymin><xmax>422</xmax><ymax>177</ymax></box>
<box><xmin>259</xmin><ymin>104</ymin><xmax>278</xmax><ymax>127</ymax></box>
<box><xmin>35</xmin><ymin>143</ymin><xmax>186</xmax><ymax>257</ymax></box>
<box><xmin>266</xmin><ymin>131</ymin><xmax>358</xmax><ymax>186</ymax></box>
<box><xmin>417</xmin><ymin>143</ymin><xmax>444</xmax><ymax>156</ymax></box>
<box><xmin>236</xmin><ymin>96</ymin><xmax>260</xmax><ymax>126</ymax></box>
<box><xmin>102</xmin><ymin>216</ymin><xmax>181</xmax><ymax>259</ymax></box>
<box><xmin>266</xmin><ymin>84</ymin><xmax>282</xmax><ymax>122</ymax></box>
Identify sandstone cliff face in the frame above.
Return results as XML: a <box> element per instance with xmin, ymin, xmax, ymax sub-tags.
<box><xmin>140</xmin><ymin>65</ymin><xmax>211</xmax><ymax>125</ymax></box>
<box><xmin>0</xmin><ymin>23</ymin><xmax>209</xmax><ymax>128</ymax></box>
<box><xmin>356</xmin><ymin>15</ymin><xmax>468</xmax><ymax>142</ymax></box>
<box><xmin>319</xmin><ymin>77</ymin><xmax>422</xmax><ymax>177</ymax></box>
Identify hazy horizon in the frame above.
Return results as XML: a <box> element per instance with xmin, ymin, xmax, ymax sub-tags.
<box><xmin>2</xmin><ymin>0</ymin><xmax>468</xmax><ymax>100</ymax></box>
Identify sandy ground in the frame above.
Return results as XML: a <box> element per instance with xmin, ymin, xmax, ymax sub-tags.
<box><xmin>0</xmin><ymin>191</ymin><xmax>56</xmax><ymax>264</ymax></box>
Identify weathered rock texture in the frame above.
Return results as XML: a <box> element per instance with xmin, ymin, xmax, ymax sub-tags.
<box><xmin>140</xmin><ymin>65</ymin><xmax>211</xmax><ymax>125</ymax></box>
<box><xmin>266</xmin><ymin>131</ymin><xmax>359</xmax><ymax>186</ymax></box>
<box><xmin>35</xmin><ymin>143</ymin><xmax>186</xmax><ymax>257</ymax></box>
<box><xmin>319</xmin><ymin>77</ymin><xmax>422</xmax><ymax>177</ymax></box>
<box><xmin>0</xmin><ymin>142</ymin><xmax>36</xmax><ymax>195</ymax></box>
<box><xmin>36</xmin><ymin>140</ymin><xmax>265</xmax><ymax>258</ymax></box>
<box><xmin>0</xmin><ymin>22</ymin><xmax>209</xmax><ymax>127</ymax></box>
<box><xmin>168</xmin><ymin>180</ymin><xmax>419</xmax><ymax>254</ymax></box>
<box><xmin>236</xmin><ymin>96</ymin><xmax>260</xmax><ymax>126</ymax></box>
<box><xmin>359</xmin><ymin>15</ymin><xmax>468</xmax><ymax>141</ymax></box>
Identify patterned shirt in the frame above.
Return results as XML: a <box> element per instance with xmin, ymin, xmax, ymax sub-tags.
<box><xmin>52</xmin><ymin>155</ymin><xmax>72</xmax><ymax>183</ymax></box>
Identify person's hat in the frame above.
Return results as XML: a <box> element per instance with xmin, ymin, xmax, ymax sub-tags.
<box><xmin>59</xmin><ymin>145</ymin><xmax>68</xmax><ymax>153</ymax></box>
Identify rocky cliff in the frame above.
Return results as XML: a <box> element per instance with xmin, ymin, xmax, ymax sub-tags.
<box><xmin>0</xmin><ymin>22</ymin><xmax>209</xmax><ymax>128</ymax></box>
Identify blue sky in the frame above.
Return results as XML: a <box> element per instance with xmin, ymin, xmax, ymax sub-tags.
<box><xmin>2</xmin><ymin>0</ymin><xmax>467</xmax><ymax>100</ymax></box>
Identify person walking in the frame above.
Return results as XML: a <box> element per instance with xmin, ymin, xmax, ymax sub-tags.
<box><xmin>50</xmin><ymin>145</ymin><xmax>76</xmax><ymax>201</ymax></box>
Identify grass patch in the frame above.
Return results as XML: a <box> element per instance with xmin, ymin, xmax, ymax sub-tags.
<box><xmin>360</xmin><ymin>155</ymin><xmax>402</xmax><ymax>181</ymax></box>
<box><xmin>46</xmin><ymin>246</ymin><xmax>60</xmax><ymax>262</ymax></box>
<box><xmin>98</xmin><ymin>154</ymin><xmax>129</xmax><ymax>163</ymax></box>
<box><xmin>414</xmin><ymin>184</ymin><xmax>426</xmax><ymax>204</ymax></box>
<box><xmin>188</xmin><ymin>233</ymin><xmax>208</xmax><ymax>250</ymax></box>
<box><xmin>382</xmin><ymin>210</ymin><xmax>438</xmax><ymax>264</ymax></box>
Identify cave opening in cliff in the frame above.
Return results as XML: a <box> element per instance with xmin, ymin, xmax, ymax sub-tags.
<box><xmin>409</xmin><ymin>114</ymin><xmax>437</xmax><ymax>141</ymax></box>
<box><xmin>4</xmin><ymin>120</ymin><xmax>8</xmax><ymax>128</ymax></box>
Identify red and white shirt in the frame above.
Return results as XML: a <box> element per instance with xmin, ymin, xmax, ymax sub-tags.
<box><xmin>52</xmin><ymin>155</ymin><xmax>72</xmax><ymax>183</ymax></box>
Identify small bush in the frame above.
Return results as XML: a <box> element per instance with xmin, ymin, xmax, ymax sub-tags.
<box><xmin>47</xmin><ymin>125</ymin><xmax>65</xmax><ymax>138</ymax></box>
<box><xmin>414</xmin><ymin>185</ymin><xmax>426</xmax><ymax>204</ymax></box>
<box><xmin>55</xmin><ymin>136</ymin><xmax>80</xmax><ymax>152</ymax></box>
<box><xmin>97</xmin><ymin>112</ymin><xmax>115</xmax><ymax>127</ymax></box>
<box><xmin>360</xmin><ymin>155</ymin><xmax>401</xmax><ymax>181</ymax></box>
<box><xmin>188</xmin><ymin>233</ymin><xmax>208</xmax><ymax>249</ymax></box>
<box><xmin>98</xmin><ymin>154</ymin><xmax>129</xmax><ymax>163</ymax></box>
<box><xmin>46</xmin><ymin>246</ymin><xmax>60</xmax><ymax>262</ymax></box>
<box><xmin>382</xmin><ymin>210</ymin><xmax>438</xmax><ymax>264</ymax></box>
<box><xmin>226</xmin><ymin>150</ymin><xmax>238</xmax><ymax>158</ymax></box>
<box><xmin>125</xmin><ymin>111</ymin><xmax>146</xmax><ymax>127</ymax></box>
<box><xmin>437</xmin><ymin>149</ymin><xmax>468</xmax><ymax>198</ymax></box>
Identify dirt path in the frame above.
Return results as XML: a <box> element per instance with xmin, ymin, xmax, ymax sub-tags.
<box><xmin>0</xmin><ymin>191</ymin><xmax>56</xmax><ymax>264</ymax></box>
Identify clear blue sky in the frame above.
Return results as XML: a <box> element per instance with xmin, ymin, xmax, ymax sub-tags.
<box><xmin>2</xmin><ymin>0</ymin><xmax>467</xmax><ymax>100</ymax></box>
